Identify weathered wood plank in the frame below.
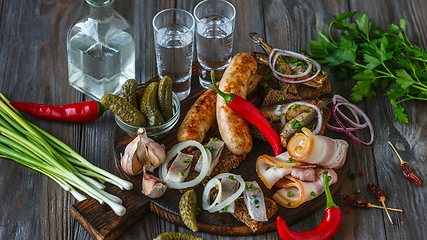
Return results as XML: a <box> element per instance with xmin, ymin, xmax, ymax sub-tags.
<box><xmin>1</xmin><ymin>0</ymin><xmax>426</xmax><ymax>239</ymax></box>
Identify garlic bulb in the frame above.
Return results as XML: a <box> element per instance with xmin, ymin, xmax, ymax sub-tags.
<box><xmin>120</xmin><ymin>135</ymin><xmax>143</xmax><ymax>175</ymax></box>
<box><xmin>120</xmin><ymin>128</ymin><xmax>166</xmax><ymax>175</ymax></box>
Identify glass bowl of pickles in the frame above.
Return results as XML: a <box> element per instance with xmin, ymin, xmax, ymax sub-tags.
<box><xmin>106</xmin><ymin>77</ymin><xmax>181</xmax><ymax>138</ymax></box>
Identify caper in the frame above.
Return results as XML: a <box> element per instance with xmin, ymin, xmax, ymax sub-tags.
<box><xmin>140</xmin><ymin>82</ymin><xmax>165</xmax><ymax>127</ymax></box>
<box><xmin>101</xmin><ymin>94</ymin><xmax>146</xmax><ymax>127</ymax></box>
<box><xmin>179</xmin><ymin>189</ymin><xmax>198</xmax><ymax>232</ymax></box>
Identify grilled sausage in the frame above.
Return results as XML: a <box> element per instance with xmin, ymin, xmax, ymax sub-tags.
<box><xmin>216</xmin><ymin>53</ymin><xmax>257</xmax><ymax>155</ymax></box>
<box><xmin>177</xmin><ymin>87</ymin><xmax>217</xmax><ymax>143</ymax></box>
<box><xmin>177</xmin><ymin>58</ymin><xmax>261</xmax><ymax>144</ymax></box>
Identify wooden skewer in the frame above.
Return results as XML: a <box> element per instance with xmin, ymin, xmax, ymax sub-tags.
<box><xmin>367</xmin><ymin>203</ymin><xmax>403</xmax><ymax>212</ymax></box>
<box><xmin>380</xmin><ymin>198</ymin><xmax>393</xmax><ymax>224</ymax></box>
<box><xmin>388</xmin><ymin>141</ymin><xmax>406</xmax><ymax>165</ymax></box>
<box><xmin>367</xmin><ymin>183</ymin><xmax>394</xmax><ymax>224</ymax></box>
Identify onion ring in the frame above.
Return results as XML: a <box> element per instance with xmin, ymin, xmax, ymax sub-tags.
<box><xmin>268</xmin><ymin>48</ymin><xmax>321</xmax><ymax>84</ymax></box>
<box><xmin>327</xmin><ymin>95</ymin><xmax>368</xmax><ymax>132</ymax></box>
<box><xmin>280</xmin><ymin>101</ymin><xmax>323</xmax><ymax>135</ymax></box>
<box><xmin>202</xmin><ymin>173</ymin><xmax>245</xmax><ymax>213</ymax></box>
<box><xmin>159</xmin><ymin>140</ymin><xmax>211</xmax><ymax>189</ymax></box>
<box><xmin>332</xmin><ymin>102</ymin><xmax>374</xmax><ymax>146</ymax></box>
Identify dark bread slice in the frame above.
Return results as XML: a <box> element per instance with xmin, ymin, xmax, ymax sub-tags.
<box><xmin>231</xmin><ymin>197</ymin><xmax>277</xmax><ymax>233</ymax></box>
<box><xmin>262</xmin><ymin>79</ymin><xmax>331</xmax><ymax>106</ymax></box>
<box><xmin>250</xmin><ymin>107</ymin><xmax>331</xmax><ymax>142</ymax></box>
<box><xmin>178</xmin><ymin>146</ymin><xmax>245</xmax><ymax>193</ymax></box>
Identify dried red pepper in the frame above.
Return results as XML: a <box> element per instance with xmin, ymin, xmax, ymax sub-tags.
<box><xmin>276</xmin><ymin>171</ymin><xmax>341</xmax><ymax>240</ymax></box>
<box><xmin>340</xmin><ymin>194</ymin><xmax>402</xmax><ymax>212</ymax></box>
<box><xmin>211</xmin><ymin>71</ymin><xmax>282</xmax><ymax>156</ymax></box>
<box><xmin>10</xmin><ymin>101</ymin><xmax>107</xmax><ymax>123</ymax></box>
<box><xmin>388</xmin><ymin>141</ymin><xmax>422</xmax><ymax>186</ymax></box>
<box><xmin>367</xmin><ymin>183</ymin><xmax>393</xmax><ymax>224</ymax></box>
<box><xmin>401</xmin><ymin>163</ymin><xmax>422</xmax><ymax>186</ymax></box>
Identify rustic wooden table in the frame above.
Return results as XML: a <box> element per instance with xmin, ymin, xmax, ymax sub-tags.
<box><xmin>1</xmin><ymin>0</ymin><xmax>426</xmax><ymax>239</ymax></box>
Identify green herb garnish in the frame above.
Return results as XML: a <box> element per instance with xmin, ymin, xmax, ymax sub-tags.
<box><xmin>306</xmin><ymin>11</ymin><xmax>427</xmax><ymax>123</ymax></box>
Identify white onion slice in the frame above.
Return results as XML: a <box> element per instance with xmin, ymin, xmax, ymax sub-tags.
<box><xmin>280</xmin><ymin>101</ymin><xmax>323</xmax><ymax>135</ymax></box>
<box><xmin>268</xmin><ymin>48</ymin><xmax>321</xmax><ymax>84</ymax></box>
<box><xmin>202</xmin><ymin>178</ymin><xmax>223</xmax><ymax>211</ymax></box>
<box><xmin>202</xmin><ymin>173</ymin><xmax>245</xmax><ymax>213</ymax></box>
<box><xmin>159</xmin><ymin>140</ymin><xmax>211</xmax><ymax>189</ymax></box>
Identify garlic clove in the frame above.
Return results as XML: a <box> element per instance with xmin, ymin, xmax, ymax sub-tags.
<box><xmin>120</xmin><ymin>137</ymin><xmax>144</xmax><ymax>175</ymax></box>
<box><xmin>147</xmin><ymin>142</ymin><xmax>166</xmax><ymax>167</ymax></box>
<box><xmin>142</xmin><ymin>170</ymin><xmax>167</xmax><ymax>198</ymax></box>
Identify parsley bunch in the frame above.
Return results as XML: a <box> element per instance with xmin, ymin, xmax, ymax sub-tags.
<box><xmin>306</xmin><ymin>12</ymin><xmax>427</xmax><ymax>123</ymax></box>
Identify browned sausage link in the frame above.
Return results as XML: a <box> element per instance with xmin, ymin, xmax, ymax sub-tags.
<box><xmin>217</xmin><ymin>53</ymin><xmax>257</xmax><ymax>155</ymax></box>
<box><xmin>177</xmin><ymin>87</ymin><xmax>217</xmax><ymax>143</ymax></box>
<box><xmin>367</xmin><ymin>183</ymin><xmax>385</xmax><ymax>201</ymax></box>
<box><xmin>178</xmin><ymin>54</ymin><xmax>261</xmax><ymax>144</ymax></box>
<box><xmin>340</xmin><ymin>194</ymin><xmax>369</xmax><ymax>208</ymax></box>
<box><xmin>401</xmin><ymin>163</ymin><xmax>422</xmax><ymax>186</ymax></box>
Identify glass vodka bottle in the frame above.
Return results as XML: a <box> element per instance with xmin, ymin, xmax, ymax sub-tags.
<box><xmin>67</xmin><ymin>0</ymin><xmax>135</xmax><ymax>101</ymax></box>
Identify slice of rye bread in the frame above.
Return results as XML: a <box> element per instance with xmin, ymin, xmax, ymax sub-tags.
<box><xmin>261</xmin><ymin>79</ymin><xmax>331</xmax><ymax>106</ymax></box>
<box><xmin>232</xmin><ymin>197</ymin><xmax>277</xmax><ymax>233</ymax></box>
<box><xmin>250</xmin><ymin>107</ymin><xmax>332</xmax><ymax>142</ymax></box>
<box><xmin>177</xmin><ymin>146</ymin><xmax>245</xmax><ymax>193</ymax></box>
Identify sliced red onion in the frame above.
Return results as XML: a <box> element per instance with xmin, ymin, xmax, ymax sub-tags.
<box><xmin>268</xmin><ymin>48</ymin><xmax>321</xmax><ymax>84</ymax></box>
<box><xmin>280</xmin><ymin>101</ymin><xmax>323</xmax><ymax>135</ymax></box>
<box><xmin>328</xmin><ymin>95</ymin><xmax>374</xmax><ymax>146</ymax></box>
<box><xmin>327</xmin><ymin>95</ymin><xmax>368</xmax><ymax>131</ymax></box>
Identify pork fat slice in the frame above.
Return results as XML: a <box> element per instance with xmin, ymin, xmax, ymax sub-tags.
<box><xmin>217</xmin><ymin>177</ymin><xmax>238</xmax><ymax>213</ymax></box>
<box><xmin>195</xmin><ymin>138</ymin><xmax>225</xmax><ymax>175</ymax></box>
<box><xmin>164</xmin><ymin>151</ymin><xmax>193</xmax><ymax>183</ymax></box>
<box><xmin>244</xmin><ymin>181</ymin><xmax>268</xmax><ymax>222</ymax></box>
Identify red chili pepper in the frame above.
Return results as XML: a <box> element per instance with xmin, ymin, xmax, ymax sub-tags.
<box><xmin>276</xmin><ymin>171</ymin><xmax>341</xmax><ymax>240</ymax></box>
<box><xmin>10</xmin><ymin>101</ymin><xmax>107</xmax><ymax>123</ymax></box>
<box><xmin>211</xmin><ymin>71</ymin><xmax>282</xmax><ymax>156</ymax></box>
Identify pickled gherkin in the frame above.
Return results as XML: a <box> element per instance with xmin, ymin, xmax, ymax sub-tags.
<box><xmin>153</xmin><ymin>232</ymin><xmax>203</xmax><ymax>240</ymax></box>
<box><xmin>101</xmin><ymin>94</ymin><xmax>146</xmax><ymax>127</ymax></box>
<box><xmin>179</xmin><ymin>189</ymin><xmax>198</xmax><ymax>232</ymax></box>
<box><xmin>158</xmin><ymin>76</ymin><xmax>173</xmax><ymax>121</ymax></box>
<box><xmin>140</xmin><ymin>82</ymin><xmax>165</xmax><ymax>127</ymax></box>
<box><xmin>118</xmin><ymin>79</ymin><xmax>138</xmax><ymax>107</ymax></box>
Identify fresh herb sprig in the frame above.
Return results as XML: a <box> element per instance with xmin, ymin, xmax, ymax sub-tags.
<box><xmin>306</xmin><ymin>11</ymin><xmax>427</xmax><ymax>123</ymax></box>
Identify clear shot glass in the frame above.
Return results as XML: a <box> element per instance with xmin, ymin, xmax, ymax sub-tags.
<box><xmin>153</xmin><ymin>8</ymin><xmax>195</xmax><ymax>101</ymax></box>
<box><xmin>194</xmin><ymin>0</ymin><xmax>236</xmax><ymax>89</ymax></box>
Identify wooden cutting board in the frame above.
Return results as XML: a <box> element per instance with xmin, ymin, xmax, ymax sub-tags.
<box><xmin>70</xmin><ymin>62</ymin><xmax>349</xmax><ymax>240</ymax></box>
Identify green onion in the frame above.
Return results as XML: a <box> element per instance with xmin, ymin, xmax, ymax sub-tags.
<box><xmin>265</xmin><ymin>166</ymin><xmax>270</xmax><ymax>171</ymax></box>
<box><xmin>204</xmin><ymin>145</ymin><xmax>214</xmax><ymax>153</ymax></box>
<box><xmin>286</xmin><ymin>157</ymin><xmax>296</xmax><ymax>163</ymax></box>
<box><xmin>287</xmin><ymin>191</ymin><xmax>293</xmax><ymax>197</ymax></box>
<box><xmin>260</xmin><ymin>82</ymin><xmax>269</xmax><ymax>88</ymax></box>
<box><xmin>0</xmin><ymin>94</ymin><xmax>132</xmax><ymax>216</ymax></box>
<box><xmin>182</xmin><ymin>158</ymin><xmax>191</xmax><ymax>163</ymax></box>
<box><xmin>179</xmin><ymin>171</ymin><xmax>184</xmax><ymax>176</ymax></box>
